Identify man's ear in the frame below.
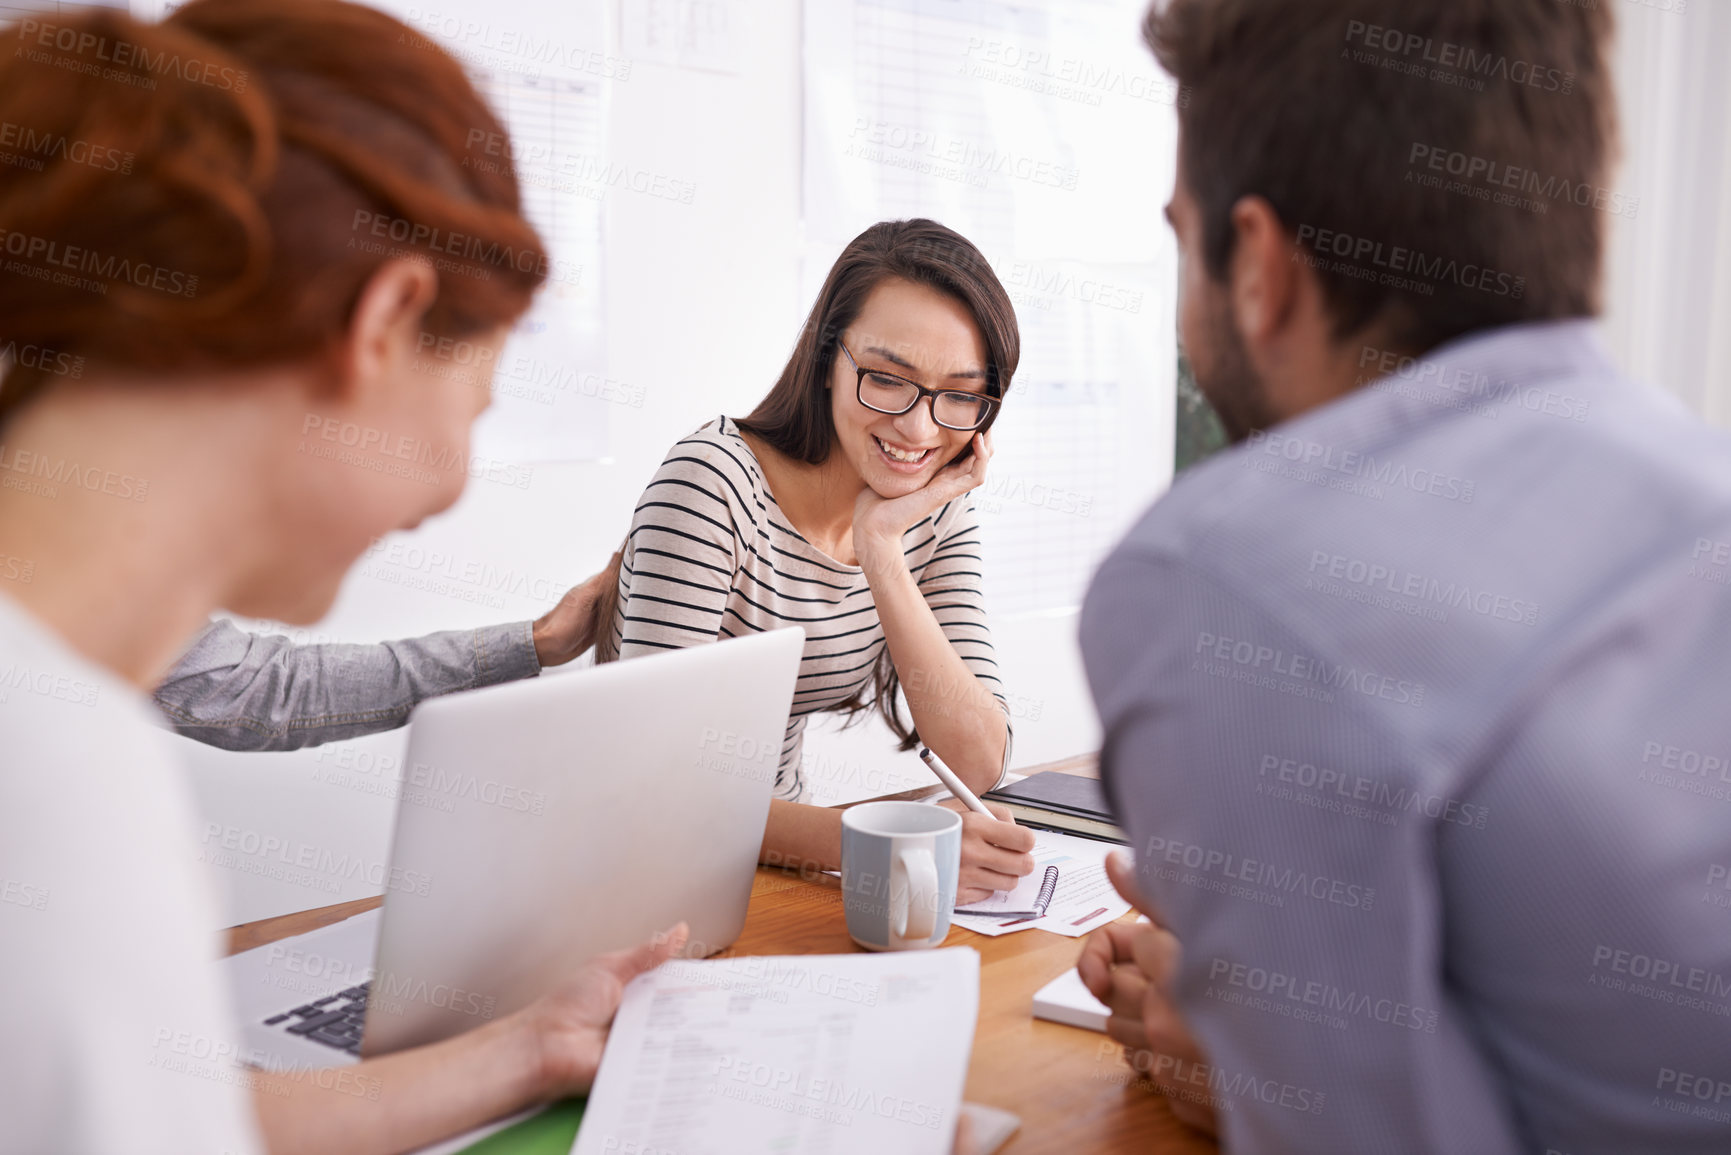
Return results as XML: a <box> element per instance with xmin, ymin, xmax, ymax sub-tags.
<box><xmin>335</xmin><ymin>259</ymin><xmax>440</xmax><ymax>403</ymax></box>
<box><xmin>1225</xmin><ymin>195</ymin><xmax>1300</xmax><ymax>349</ymax></box>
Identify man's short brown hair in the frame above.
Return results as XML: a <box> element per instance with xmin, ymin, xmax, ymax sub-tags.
<box><xmin>1146</xmin><ymin>0</ymin><xmax>1617</xmax><ymax>354</ymax></box>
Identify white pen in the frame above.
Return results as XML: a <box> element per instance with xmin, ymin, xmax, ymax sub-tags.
<box><xmin>919</xmin><ymin>746</ymin><xmax>994</xmax><ymax>816</ymax></box>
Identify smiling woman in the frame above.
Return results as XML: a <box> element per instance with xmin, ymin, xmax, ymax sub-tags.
<box><xmin>594</xmin><ymin>219</ymin><xmax>1038</xmax><ymax>901</ymax></box>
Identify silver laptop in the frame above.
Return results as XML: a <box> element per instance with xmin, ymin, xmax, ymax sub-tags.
<box><xmin>230</xmin><ymin>627</ymin><xmax>802</xmax><ymax>1067</ymax></box>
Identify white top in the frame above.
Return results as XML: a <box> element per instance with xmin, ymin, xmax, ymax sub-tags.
<box><xmin>0</xmin><ymin>594</ymin><xmax>262</xmax><ymax>1154</ymax></box>
<box><xmin>605</xmin><ymin>417</ymin><xmax>1012</xmax><ymax>802</ymax></box>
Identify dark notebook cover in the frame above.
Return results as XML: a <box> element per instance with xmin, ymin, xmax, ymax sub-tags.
<box><xmin>985</xmin><ymin>771</ymin><xmax>1112</xmax><ymax>822</ymax></box>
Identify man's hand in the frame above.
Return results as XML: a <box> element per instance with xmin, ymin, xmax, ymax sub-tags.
<box><xmin>952</xmin><ymin>1108</ymin><xmax>976</xmax><ymax>1155</ymax></box>
<box><xmin>531</xmin><ymin>554</ymin><xmax>619</xmax><ymax>667</ymax></box>
<box><xmin>1076</xmin><ymin>851</ymin><xmax>1218</xmax><ymax>1137</ymax></box>
<box><xmin>521</xmin><ymin>922</ymin><xmax>686</xmax><ymax>1098</ymax></box>
<box><xmin>937</xmin><ymin>797</ymin><xmax>1036</xmax><ymax>904</ymax></box>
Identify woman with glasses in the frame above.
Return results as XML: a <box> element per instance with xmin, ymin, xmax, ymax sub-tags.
<box><xmin>596</xmin><ymin>219</ymin><xmax>1036</xmax><ymax>902</ymax></box>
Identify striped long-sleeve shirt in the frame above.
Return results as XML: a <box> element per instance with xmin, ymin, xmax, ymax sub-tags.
<box><xmin>606</xmin><ymin>416</ymin><xmax>1011</xmax><ymax>801</ymax></box>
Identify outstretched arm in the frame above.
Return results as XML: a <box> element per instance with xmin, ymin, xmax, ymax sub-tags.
<box><xmin>154</xmin><ymin>567</ymin><xmax>611</xmax><ymax>751</ymax></box>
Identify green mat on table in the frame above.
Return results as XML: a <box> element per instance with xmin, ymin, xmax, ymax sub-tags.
<box><xmin>456</xmin><ymin>1099</ymin><xmax>585</xmax><ymax>1154</ymax></box>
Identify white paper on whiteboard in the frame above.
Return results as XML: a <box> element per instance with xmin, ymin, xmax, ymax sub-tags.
<box><xmin>620</xmin><ymin>0</ymin><xmax>741</xmax><ymax>75</ymax></box>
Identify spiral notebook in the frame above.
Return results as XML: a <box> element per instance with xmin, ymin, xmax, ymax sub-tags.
<box><xmin>950</xmin><ymin>830</ymin><xmax>1132</xmax><ymax>938</ymax></box>
<box><xmin>955</xmin><ymin>864</ymin><xmax>1060</xmax><ymax>919</ymax></box>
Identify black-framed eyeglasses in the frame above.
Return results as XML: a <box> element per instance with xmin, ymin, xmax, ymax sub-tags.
<box><xmin>839</xmin><ymin>342</ymin><xmax>999</xmax><ymax>432</ymax></box>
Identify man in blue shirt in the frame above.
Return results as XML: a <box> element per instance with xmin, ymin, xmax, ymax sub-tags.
<box><xmin>1077</xmin><ymin>1</ymin><xmax>1731</xmax><ymax>1152</ymax></box>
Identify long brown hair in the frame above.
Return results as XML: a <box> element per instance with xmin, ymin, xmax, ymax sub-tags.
<box><xmin>738</xmin><ymin>218</ymin><xmax>1018</xmax><ymax>463</ymax></box>
<box><xmin>0</xmin><ymin>0</ymin><xmax>545</xmax><ymax>425</ymax></box>
<box><xmin>597</xmin><ymin>219</ymin><xmax>1019</xmax><ymax>753</ymax></box>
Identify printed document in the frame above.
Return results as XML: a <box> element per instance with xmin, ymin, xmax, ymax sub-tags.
<box><xmin>571</xmin><ymin>949</ymin><xmax>979</xmax><ymax>1154</ymax></box>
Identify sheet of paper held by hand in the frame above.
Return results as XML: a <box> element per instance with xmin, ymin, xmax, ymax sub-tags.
<box><xmin>570</xmin><ymin>949</ymin><xmax>980</xmax><ymax>1155</ymax></box>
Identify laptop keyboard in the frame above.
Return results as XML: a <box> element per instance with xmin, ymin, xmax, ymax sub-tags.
<box><xmin>262</xmin><ymin>983</ymin><xmax>369</xmax><ymax>1054</ymax></box>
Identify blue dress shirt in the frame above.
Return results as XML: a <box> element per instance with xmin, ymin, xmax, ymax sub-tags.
<box><xmin>1082</xmin><ymin>320</ymin><xmax>1731</xmax><ymax>1153</ymax></box>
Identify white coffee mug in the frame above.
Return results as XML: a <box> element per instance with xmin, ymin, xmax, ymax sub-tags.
<box><xmin>841</xmin><ymin>801</ymin><xmax>962</xmax><ymax>951</ymax></box>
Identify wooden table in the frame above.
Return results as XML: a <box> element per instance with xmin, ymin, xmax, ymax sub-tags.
<box><xmin>225</xmin><ymin>755</ymin><xmax>1217</xmax><ymax>1155</ymax></box>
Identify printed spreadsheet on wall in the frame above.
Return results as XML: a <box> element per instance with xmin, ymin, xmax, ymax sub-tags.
<box><xmin>126</xmin><ymin>0</ymin><xmax>619</xmax><ymax>462</ymax></box>
<box><xmin>468</xmin><ymin>69</ymin><xmax>611</xmax><ymax>462</ymax></box>
<box><xmin>804</xmin><ymin>0</ymin><xmax>1180</xmax><ymax>615</ymax></box>
<box><xmin>357</xmin><ymin>0</ymin><xmax>617</xmax><ymax>462</ymax></box>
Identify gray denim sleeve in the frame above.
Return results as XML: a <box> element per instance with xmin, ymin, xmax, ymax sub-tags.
<box><xmin>152</xmin><ymin>619</ymin><xmax>541</xmax><ymax>751</ymax></box>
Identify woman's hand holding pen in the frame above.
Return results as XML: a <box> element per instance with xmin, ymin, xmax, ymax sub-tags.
<box><xmin>936</xmin><ymin>797</ymin><xmax>1036</xmax><ymax>904</ymax></box>
<box><xmin>854</xmin><ymin>431</ymin><xmax>992</xmax><ymax>579</ymax></box>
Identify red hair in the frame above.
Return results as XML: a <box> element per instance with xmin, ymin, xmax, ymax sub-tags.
<box><xmin>0</xmin><ymin>0</ymin><xmax>546</xmax><ymax>422</ymax></box>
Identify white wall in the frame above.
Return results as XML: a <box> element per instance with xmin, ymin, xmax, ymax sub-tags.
<box><xmin>186</xmin><ymin>0</ymin><xmax>1142</xmax><ymax>924</ymax></box>
<box><xmin>1601</xmin><ymin>0</ymin><xmax>1731</xmax><ymax>420</ymax></box>
<box><xmin>313</xmin><ymin>0</ymin><xmax>808</xmax><ymax>645</ymax></box>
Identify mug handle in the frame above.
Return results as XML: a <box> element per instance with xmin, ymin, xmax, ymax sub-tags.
<box><xmin>891</xmin><ymin>845</ymin><xmax>940</xmax><ymax>943</ymax></box>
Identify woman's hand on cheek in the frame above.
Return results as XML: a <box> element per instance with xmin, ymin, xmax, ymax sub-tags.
<box><xmin>939</xmin><ymin>796</ymin><xmax>1035</xmax><ymax>904</ymax></box>
<box><xmin>854</xmin><ymin>432</ymin><xmax>992</xmax><ymax>577</ymax></box>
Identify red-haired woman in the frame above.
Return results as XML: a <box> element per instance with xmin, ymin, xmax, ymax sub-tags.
<box><xmin>596</xmin><ymin>220</ymin><xmax>1037</xmax><ymax>903</ymax></box>
<box><xmin>0</xmin><ymin>2</ymin><xmax>677</xmax><ymax>1151</ymax></box>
